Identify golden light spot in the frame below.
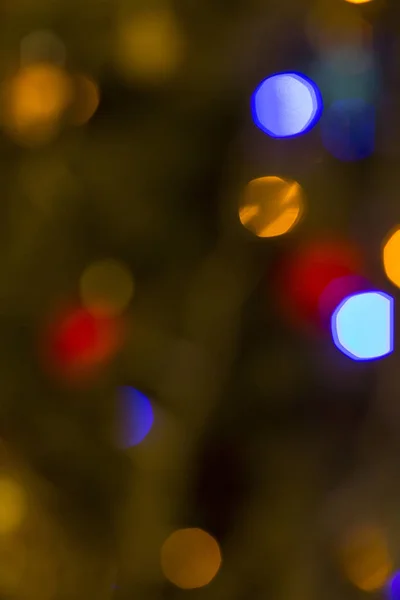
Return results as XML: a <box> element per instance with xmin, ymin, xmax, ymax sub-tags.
<box><xmin>339</xmin><ymin>525</ymin><xmax>392</xmax><ymax>591</ymax></box>
<box><xmin>161</xmin><ymin>528</ymin><xmax>221</xmax><ymax>589</ymax></box>
<box><xmin>70</xmin><ymin>74</ymin><xmax>100</xmax><ymax>126</ymax></box>
<box><xmin>80</xmin><ymin>259</ymin><xmax>134</xmax><ymax>317</ymax></box>
<box><xmin>114</xmin><ymin>10</ymin><xmax>184</xmax><ymax>84</ymax></box>
<box><xmin>383</xmin><ymin>227</ymin><xmax>400</xmax><ymax>288</ymax></box>
<box><xmin>239</xmin><ymin>176</ymin><xmax>304</xmax><ymax>238</ymax></box>
<box><xmin>1</xmin><ymin>63</ymin><xmax>72</xmax><ymax>146</ymax></box>
<box><xmin>344</xmin><ymin>0</ymin><xmax>373</xmax><ymax>4</ymax></box>
<box><xmin>0</xmin><ymin>478</ymin><xmax>26</xmax><ymax>534</ymax></box>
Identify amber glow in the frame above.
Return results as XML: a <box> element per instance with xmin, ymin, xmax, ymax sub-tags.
<box><xmin>70</xmin><ymin>74</ymin><xmax>100</xmax><ymax>125</ymax></box>
<box><xmin>80</xmin><ymin>259</ymin><xmax>134</xmax><ymax>317</ymax></box>
<box><xmin>339</xmin><ymin>525</ymin><xmax>392</xmax><ymax>591</ymax></box>
<box><xmin>114</xmin><ymin>10</ymin><xmax>184</xmax><ymax>83</ymax></box>
<box><xmin>1</xmin><ymin>63</ymin><xmax>72</xmax><ymax>145</ymax></box>
<box><xmin>383</xmin><ymin>227</ymin><xmax>400</xmax><ymax>288</ymax></box>
<box><xmin>0</xmin><ymin>477</ymin><xmax>26</xmax><ymax>534</ymax></box>
<box><xmin>161</xmin><ymin>528</ymin><xmax>221</xmax><ymax>589</ymax></box>
<box><xmin>239</xmin><ymin>176</ymin><xmax>304</xmax><ymax>238</ymax></box>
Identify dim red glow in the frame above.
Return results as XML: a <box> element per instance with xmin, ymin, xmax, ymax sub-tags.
<box><xmin>42</xmin><ymin>305</ymin><xmax>123</xmax><ymax>382</ymax></box>
<box><xmin>275</xmin><ymin>238</ymin><xmax>364</xmax><ymax>329</ymax></box>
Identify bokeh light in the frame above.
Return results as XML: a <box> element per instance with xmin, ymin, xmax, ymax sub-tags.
<box><xmin>388</xmin><ymin>572</ymin><xmax>400</xmax><ymax>600</ymax></box>
<box><xmin>321</xmin><ymin>98</ymin><xmax>375</xmax><ymax>161</ymax></box>
<box><xmin>339</xmin><ymin>525</ymin><xmax>392</xmax><ymax>591</ymax></box>
<box><xmin>1</xmin><ymin>63</ymin><xmax>72</xmax><ymax>146</ymax></box>
<box><xmin>251</xmin><ymin>72</ymin><xmax>323</xmax><ymax>138</ymax></box>
<box><xmin>117</xmin><ymin>386</ymin><xmax>154</xmax><ymax>447</ymax></box>
<box><xmin>20</xmin><ymin>30</ymin><xmax>66</xmax><ymax>67</ymax></box>
<box><xmin>239</xmin><ymin>176</ymin><xmax>304</xmax><ymax>238</ymax></box>
<box><xmin>332</xmin><ymin>291</ymin><xmax>394</xmax><ymax>361</ymax></box>
<box><xmin>43</xmin><ymin>306</ymin><xmax>123</xmax><ymax>382</ymax></box>
<box><xmin>161</xmin><ymin>528</ymin><xmax>221</xmax><ymax>589</ymax></box>
<box><xmin>114</xmin><ymin>9</ymin><xmax>184</xmax><ymax>84</ymax></box>
<box><xmin>0</xmin><ymin>477</ymin><xmax>26</xmax><ymax>534</ymax></box>
<box><xmin>276</xmin><ymin>238</ymin><xmax>363</xmax><ymax>328</ymax></box>
<box><xmin>383</xmin><ymin>227</ymin><xmax>400</xmax><ymax>288</ymax></box>
<box><xmin>70</xmin><ymin>74</ymin><xmax>100</xmax><ymax>126</ymax></box>
<box><xmin>344</xmin><ymin>0</ymin><xmax>373</xmax><ymax>4</ymax></box>
<box><xmin>80</xmin><ymin>259</ymin><xmax>134</xmax><ymax>317</ymax></box>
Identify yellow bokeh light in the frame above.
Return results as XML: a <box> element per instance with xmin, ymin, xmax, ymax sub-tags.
<box><xmin>344</xmin><ymin>0</ymin><xmax>373</xmax><ymax>4</ymax></box>
<box><xmin>383</xmin><ymin>227</ymin><xmax>400</xmax><ymax>288</ymax></box>
<box><xmin>0</xmin><ymin>477</ymin><xmax>26</xmax><ymax>534</ymax></box>
<box><xmin>80</xmin><ymin>259</ymin><xmax>134</xmax><ymax>317</ymax></box>
<box><xmin>114</xmin><ymin>10</ymin><xmax>184</xmax><ymax>84</ymax></box>
<box><xmin>1</xmin><ymin>63</ymin><xmax>72</xmax><ymax>146</ymax></box>
<box><xmin>70</xmin><ymin>74</ymin><xmax>100</xmax><ymax>126</ymax></box>
<box><xmin>339</xmin><ymin>525</ymin><xmax>392</xmax><ymax>591</ymax></box>
<box><xmin>239</xmin><ymin>176</ymin><xmax>304</xmax><ymax>238</ymax></box>
<box><xmin>161</xmin><ymin>528</ymin><xmax>222</xmax><ymax>589</ymax></box>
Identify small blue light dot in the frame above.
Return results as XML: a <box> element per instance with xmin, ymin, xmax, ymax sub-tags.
<box><xmin>118</xmin><ymin>386</ymin><xmax>154</xmax><ymax>447</ymax></box>
<box><xmin>251</xmin><ymin>72</ymin><xmax>323</xmax><ymax>138</ymax></box>
<box><xmin>331</xmin><ymin>291</ymin><xmax>394</xmax><ymax>361</ymax></box>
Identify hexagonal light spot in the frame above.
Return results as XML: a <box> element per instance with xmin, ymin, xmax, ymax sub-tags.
<box><xmin>331</xmin><ymin>291</ymin><xmax>394</xmax><ymax>361</ymax></box>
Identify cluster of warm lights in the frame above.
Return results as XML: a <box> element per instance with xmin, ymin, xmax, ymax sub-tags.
<box><xmin>0</xmin><ymin>30</ymin><xmax>100</xmax><ymax>146</ymax></box>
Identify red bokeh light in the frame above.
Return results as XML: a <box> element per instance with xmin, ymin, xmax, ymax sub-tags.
<box><xmin>41</xmin><ymin>305</ymin><xmax>123</xmax><ymax>383</ymax></box>
<box><xmin>275</xmin><ymin>238</ymin><xmax>365</xmax><ymax>330</ymax></box>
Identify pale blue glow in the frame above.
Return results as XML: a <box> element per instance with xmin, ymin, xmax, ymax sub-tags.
<box><xmin>251</xmin><ymin>72</ymin><xmax>323</xmax><ymax>138</ymax></box>
<box><xmin>118</xmin><ymin>386</ymin><xmax>154</xmax><ymax>447</ymax></box>
<box><xmin>331</xmin><ymin>291</ymin><xmax>394</xmax><ymax>361</ymax></box>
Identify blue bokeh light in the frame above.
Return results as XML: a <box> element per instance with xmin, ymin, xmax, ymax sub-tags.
<box><xmin>388</xmin><ymin>572</ymin><xmax>400</xmax><ymax>600</ymax></box>
<box><xmin>321</xmin><ymin>98</ymin><xmax>375</xmax><ymax>161</ymax></box>
<box><xmin>118</xmin><ymin>386</ymin><xmax>154</xmax><ymax>447</ymax></box>
<box><xmin>251</xmin><ymin>72</ymin><xmax>323</xmax><ymax>138</ymax></box>
<box><xmin>331</xmin><ymin>291</ymin><xmax>394</xmax><ymax>361</ymax></box>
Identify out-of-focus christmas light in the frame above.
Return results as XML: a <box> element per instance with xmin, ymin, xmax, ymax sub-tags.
<box><xmin>387</xmin><ymin>572</ymin><xmax>400</xmax><ymax>600</ymax></box>
<box><xmin>80</xmin><ymin>259</ymin><xmax>134</xmax><ymax>317</ymax></box>
<box><xmin>43</xmin><ymin>306</ymin><xmax>123</xmax><ymax>382</ymax></box>
<box><xmin>117</xmin><ymin>387</ymin><xmax>154</xmax><ymax>447</ymax></box>
<box><xmin>251</xmin><ymin>72</ymin><xmax>323</xmax><ymax>138</ymax></box>
<box><xmin>332</xmin><ymin>291</ymin><xmax>394</xmax><ymax>361</ymax></box>
<box><xmin>161</xmin><ymin>528</ymin><xmax>221</xmax><ymax>589</ymax></box>
<box><xmin>339</xmin><ymin>525</ymin><xmax>392</xmax><ymax>591</ymax></box>
<box><xmin>383</xmin><ymin>227</ymin><xmax>400</xmax><ymax>288</ymax></box>
<box><xmin>114</xmin><ymin>9</ymin><xmax>184</xmax><ymax>84</ymax></box>
<box><xmin>321</xmin><ymin>98</ymin><xmax>375</xmax><ymax>161</ymax></box>
<box><xmin>70</xmin><ymin>74</ymin><xmax>100</xmax><ymax>126</ymax></box>
<box><xmin>276</xmin><ymin>238</ymin><xmax>363</xmax><ymax>327</ymax></box>
<box><xmin>318</xmin><ymin>274</ymin><xmax>370</xmax><ymax>326</ymax></box>
<box><xmin>344</xmin><ymin>0</ymin><xmax>373</xmax><ymax>4</ymax></box>
<box><xmin>1</xmin><ymin>63</ymin><xmax>72</xmax><ymax>146</ymax></box>
<box><xmin>20</xmin><ymin>30</ymin><xmax>66</xmax><ymax>67</ymax></box>
<box><xmin>239</xmin><ymin>176</ymin><xmax>304</xmax><ymax>238</ymax></box>
<box><xmin>0</xmin><ymin>477</ymin><xmax>26</xmax><ymax>534</ymax></box>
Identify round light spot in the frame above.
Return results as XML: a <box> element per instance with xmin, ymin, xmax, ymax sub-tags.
<box><xmin>80</xmin><ymin>259</ymin><xmax>134</xmax><ymax>317</ymax></box>
<box><xmin>251</xmin><ymin>72</ymin><xmax>323</xmax><ymax>138</ymax></box>
<box><xmin>70</xmin><ymin>74</ymin><xmax>100</xmax><ymax>126</ymax></box>
<box><xmin>0</xmin><ymin>478</ymin><xmax>26</xmax><ymax>534</ymax></box>
<box><xmin>161</xmin><ymin>528</ymin><xmax>221</xmax><ymax>589</ymax></box>
<box><xmin>239</xmin><ymin>176</ymin><xmax>304</xmax><ymax>237</ymax></box>
<box><xmin>388</xmin><ymin>572</ymin><xmax>400</xmax><ymax>600</ymax></box>
<box><xmin>20</xmin><ymin>30</ymin><xmax>66</xmax><ymax>67</ymax></box>
<box><xmin>321</xmin><ymin>98</ymin><xmax>375</xmax><ymax>161</ymax></box>
<box><xmin>114</xmin><ymin>10</ymin><xmax>184</xmax><ymax>84</ymax></box>
<box><xmin>383</xmin><ymin>227</ymin><xmax>400</xmax><ymax>288</ymax></box>
<box><xmin>1</xmin><ymin>64</ymin><xmax>72</xmax><ymax>146</ymax></box>
<box><xmin>340</xmin><ymin>525</ymin><xmax>392</xmax><ymax>591</ymax></box>
<box><xmin>332</xmin><ymin>291</ymin><xmax>394</xmax><ymax>361</ymax></box>
<box><xmin>117</xmin><ymin>386</ymin><xmax>154</xmax><ymax>447</ymax></box>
